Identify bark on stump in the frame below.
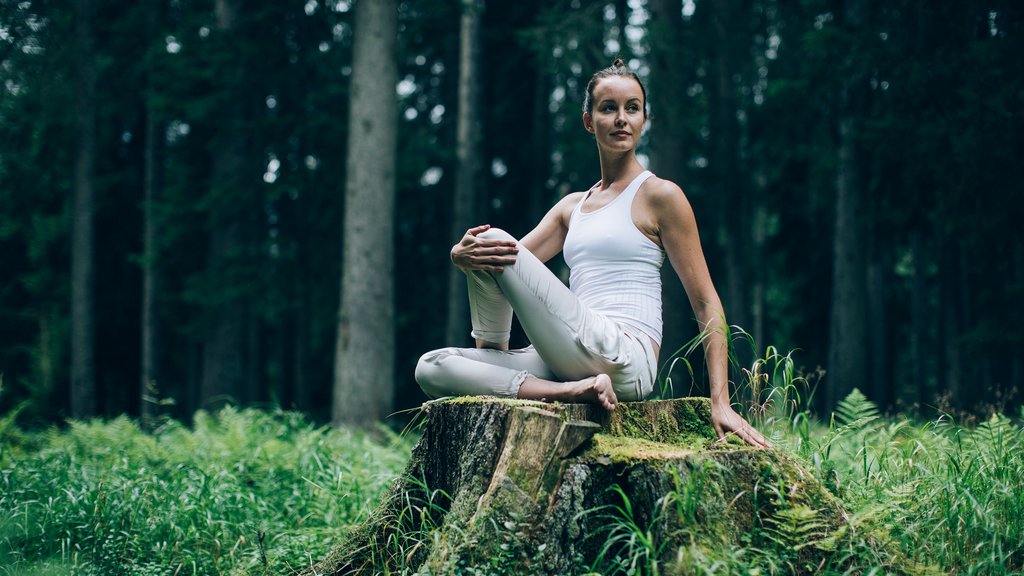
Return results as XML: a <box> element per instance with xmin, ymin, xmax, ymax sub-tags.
<box><xmin>303</xmin><ymin>398</ymin><xmax>850</xmax><ymax>575</ymax></box>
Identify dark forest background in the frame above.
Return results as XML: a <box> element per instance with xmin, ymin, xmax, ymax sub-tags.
<box><xmin>1</xmin><ymin>0</ymin><xmax>1021</xmax><ymax>428</ymax></box>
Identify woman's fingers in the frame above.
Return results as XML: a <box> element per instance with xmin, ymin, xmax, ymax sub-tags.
<box><xmin>460</xmin><ymin>236</ymin><xmax>517</xmax><ymax>252</ymax></box>
<box><xmin>476</xmin><ymin>245</ymin><xmax>518</xmax><ymax>256</ymax></box>
<box><xmin>740</xmin><ymin>425</ymin><xmax>772</xmax><ymax>449</ymax></box>
<box><xmin>453</xmin><ymin>224</ymin><xmax>520</xmax><ymax>271</ymax></box>
<box><xmin>464</xmin><ymin>224</ymin><xmax>517</xmax><ymax>247</ymax></box>
<box><xmin>714</xmin><ymin>408</ymin><xmax>772</xmax><ymax>449</ymax></box>
<box><xmin>738</xmin><ymin>425</ymin><xmax>770</xmax><ymax>448</ymax></box>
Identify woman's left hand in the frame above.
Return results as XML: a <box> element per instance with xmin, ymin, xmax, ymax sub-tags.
<box><xmin>711</xmin><ymin>403</ymin><xmax>772</xmax><ymax>448</ymax></box>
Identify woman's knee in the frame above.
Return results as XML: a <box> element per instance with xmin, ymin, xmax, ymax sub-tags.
<box><xmin>414</xmin><ymin>347</ymin><xmax>458</xmax><ymax>398</ymax></box>
<box><xmin>477</xmin><ymin>227</ymin><xmax>516</xmax><ymax>243</ymax></box>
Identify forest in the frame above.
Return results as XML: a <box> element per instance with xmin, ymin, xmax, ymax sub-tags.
<box><xmin>1</xmin><ymin>0</ymin><xmax>1022</xmax><ymax>426</ymax></box>
<box><xmin>2</xmin><ymin>0</ymin><xmax>1024</xmax><ymax>574</ymax></box>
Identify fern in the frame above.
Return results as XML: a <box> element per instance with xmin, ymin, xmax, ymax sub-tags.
<box><xmin>834</xmin><ymin>389</ymin><xmax>880</xmax><ymax>429</ymax></box>
<box><xmin>762</xmin><ymin>505</ymin><xmax>827</xmax><ymax>552</ymax></box>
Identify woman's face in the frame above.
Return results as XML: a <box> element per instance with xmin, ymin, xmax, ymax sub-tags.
<box><xmin>583</xmin><ymin>75</ymin><xmax>647</xmax><ymax>153</ymax></box>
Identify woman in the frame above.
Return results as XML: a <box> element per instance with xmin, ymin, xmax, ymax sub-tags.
<box><xmin>415</xmin><ymin>59</ymin><xmax>769</xmax><ymax>448</ymax></box>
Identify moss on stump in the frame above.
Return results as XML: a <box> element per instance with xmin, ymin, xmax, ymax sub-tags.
<box><xmin>299</xmin><ymin>398</ymin><xmax>882</xmax><ymax>575</ymax></box>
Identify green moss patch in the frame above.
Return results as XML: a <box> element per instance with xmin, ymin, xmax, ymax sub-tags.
<box><xmin>584</xmin><ymin>433</ymin><xmax>698</xmax><ymax>463</ymax></box>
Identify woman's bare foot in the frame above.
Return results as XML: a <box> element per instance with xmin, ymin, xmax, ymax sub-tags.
<box><xmin>517</xmin><ymin>374</ymin><xmax>618</xmax><ymax>411</ymax></box>
<box><xmin>572</xmin><ymin>374</ymin><xmax>617</xmax><ymax>411</ymax></box>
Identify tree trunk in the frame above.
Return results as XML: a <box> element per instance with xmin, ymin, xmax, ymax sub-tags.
<box><xmin>70</xmin><ymin>0</ymin><xmax>97</xmax><ymax>419</ymax></box>
<box><xmin>646</xmin><ymin>0</ymin><xmax>688</xmax><ymax>188</ymax></box>
<box><xmin>751</xmin><ymin>176</ymin><xmax>768</xmax><ymax>355</ymax></box>
<box><xmin>706</xmin><ymin>0</ymin><xmax>756</xmax><ymax>399</ymax></box>
<box><xmin>140</xmin><ymin>0</ymin><xmax>164</xmax><ymax>430</ymax></box>
<box><xmin>955</xmin><ymin>245</ymin><xmax>974</xmax><ymax>409</ymax></box>
<box><xmin>867</xmin><ymin>255</ymin><xmax>888</xmax><ymax>410</ymax></box>
<box><xmin>825</xmin><ymin>113</ymin><xmax>867</xmax><ymax>413</ymax></box>
<box><xmin>707</xmin><ymin>0</ymin><xmax>751</xmax><ymax>367</ymax></box>
<box><xmin>37</xmin><ymin>307</ymin><xmax>57</xmax><ymax>402</ymax></box>
<box><xmin>1011</xmin><ymin>244</ymin><xmax>1024</xmax><ymax>404</ymax></box>
<box><xmin>865</xmin><ymin>200</ymin><xmax>888</xmax><ymax>410</ymax></box>
<box><xmin>200</xmin><ymin>221</ymin><xmax>245</xmax><ymax>407</ymax></box>
<box><xmin>910</xmin><ymin>232</ymin><xmax>929</xmax><ymax>410</ymax></box>
<box><xmin>445</xmin><ymin>0</ymin><xmax>484</xmax><ymax>349</ymax></box>
<box><xmin>293</xmin><ymin>303</ymin><xmax>311</xmax><ymax>410</ymax></box>
<box><xmin>614</xmin><ymin>0</ymin><xmax>630</xmax><ymax>55</ymax></box>
<box><xmin>332</xmin><ymin>0</ymin><xmax>399</xmax><ymax>427</ymax></box>
<box><xmin>245</xmin><ymin>316</ymin><xmax>263</xmax><ymax>404</ymax></box>
<box><xmin>825</xmin><ymin>0</ymin><xmax>867</xmax><ymax>414</ymax></box>
<box><xmin>200</xmin><ymin>0</ymin><xmax>247</xmax><ymax>409</ymax></box>
<box><xmin>647</xmin><ymin>0</ymin><xmax>695</xmax><ymax>391</ymax></box>
<box><xmin>938</xmin><ymin>237</ymin><xmax>961</xmax><ymax>409</ymax></box>
<box><xmin>303</xmin><ymin>398</ymin><xmax>852</xmax><ymax>576</ymax></box>
<box><xmin>527</xmin><ymin>50</ymin><xmax>551</xmax><ymax>227</ymax></box>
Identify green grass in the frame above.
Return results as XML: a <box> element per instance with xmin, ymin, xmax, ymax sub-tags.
<box><xmin>748</xmin><ymin>356</ymin><xmax>1024</xmax><ymax>575</ymax></box>
<box><xmin>0</xmin><ymin>407</ymin><xmax>413</xmax><ymax>575</ymax></box>
<box><xmin>1</xmin><ymin>376</ymin><xmax>1022</xmax><ymax>574</ymax></box>
<box><xmin>579</xmin><ymin>389</ymin><xmax>1024</xmax><ymax>575</ymax></box>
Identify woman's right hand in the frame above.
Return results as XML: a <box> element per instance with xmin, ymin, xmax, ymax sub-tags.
<box><xmin>451</xmin><ymin>224</ymin><xmax>519</xmax><ymax>272</ymax></box>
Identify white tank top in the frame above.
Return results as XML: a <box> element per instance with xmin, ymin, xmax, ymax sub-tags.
<box><xmin>563</xmin><ymin>170</ymin><xmax>665</xmax><ymax>345</ymax></box>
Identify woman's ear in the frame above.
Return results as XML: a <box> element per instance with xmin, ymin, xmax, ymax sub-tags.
<box><xmin>582</xmin><ymin>112</ymin><xmax>594</xmax><ymax>133</ymax></box>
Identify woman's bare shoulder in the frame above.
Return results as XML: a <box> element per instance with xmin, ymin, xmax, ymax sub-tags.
<box><xmin>551</xmin><ymin>190</ymin><xmax>586</xmax><ymax>220</ymax></box>
<box><xmin>644</xmin><ymin>175</ymin><xmax>685</xmax><ymax>199</ymax></box>
<box><xmin>641</xmin><ymin>175</ymin><xmax>692</xmax><ymax>211</ymax></box>
<box><xmin>560</xmin><ymin>190</ymin><xmax>587</xmax><ymax>204</ymax></box>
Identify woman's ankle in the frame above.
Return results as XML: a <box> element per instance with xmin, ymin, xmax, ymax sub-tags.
<box><xmin>475</xmin><ymin>338</ymin><xmax>509</xmax><ymax>351</ymax></box>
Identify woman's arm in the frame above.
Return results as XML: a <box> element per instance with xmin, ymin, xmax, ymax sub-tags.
<box><xmin>450</xmin><ymin>192</ymin><xmax>583</xmax><ymax>270</ymax></box>
<box><xmin>519</xmin><ymin>192</ymin><xmax>583</xmax><ymax>263</ymax></box>
<box><xmin>646</xmin><ymin>178</ymin><xmax>771</xmax><ymax>448</ymax></box>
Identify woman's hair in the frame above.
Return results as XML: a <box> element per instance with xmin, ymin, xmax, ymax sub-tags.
<box><xmin>582</xmin><ymin>58</ymin><xmax>648</xmax><ymax>117</ymax></box>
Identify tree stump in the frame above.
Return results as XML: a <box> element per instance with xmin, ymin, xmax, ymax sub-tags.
<box><xmin>302</xmin><ymin>397</ymin><xmax>850</xmax><ymax>575</ymax></box>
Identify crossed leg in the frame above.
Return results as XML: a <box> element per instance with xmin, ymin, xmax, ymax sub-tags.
<box><xmin>415</xmin><ymin>228</ymin><xmax>635</xmax><ymax>410</ymax></box>
<box><xmin>469</xmin><ymin>338</ymin><xmax>618</xmax><ymax>408</ymax></box>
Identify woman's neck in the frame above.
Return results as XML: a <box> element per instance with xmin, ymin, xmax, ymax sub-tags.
<box><xmin>597</xmin><ymin>152</ymin><xmax>645</xmax><ymax>189</ymax></box>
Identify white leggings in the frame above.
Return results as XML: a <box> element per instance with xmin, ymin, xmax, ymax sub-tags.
<box><xmin>414</xmin><ymin>228</ymin><xmax>658</xmax><ymax>402</ymax></box>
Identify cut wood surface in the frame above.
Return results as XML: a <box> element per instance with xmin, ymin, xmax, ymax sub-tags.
<box><xmin>302</xmin><ymin>397</ymin><xmax>852</xmax><ymax>575</ymax></box>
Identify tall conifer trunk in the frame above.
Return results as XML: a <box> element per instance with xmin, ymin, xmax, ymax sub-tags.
<box><xmin>140</xmin><ymin>0</ymin><xmax>164</xmax><ymax>429</ymax></box>
<box><xmin>333</xmin><ymin>0</ymin><xmax>399</xmax><ymax>427</ymax></box>
<box><xmin>445</xmin><ymin>0</ymin><xmax>484</xmax><ymax>348</ymax></box>
<box><xmin>751</xmin><ymin>175</ymin><xmax>768</xmax><ymax>353</ymax></box>
<box><xmin>200</xmin><ymin>0</ymin><xmax>247</xmax><ymax>408</ymax></box>
<box><xmin>70</xmin><ymin>0</ymin><xmax>97</xmax><ymax>418</ymax></box>
<box><xmin>614</xmin><ymin>0</ymin><xmax>629</xmax><ymax>52</ymax></box>
<box><xmin>825</xmin><ymin>0</ymin><xmax>868</xmax><ymax>412</ymax></box>
<box><xmin>711</xmin><ymin>0</ymin><xmax>745</xmax><ymax>326</ymax></box>
<box><xmin>708</xmin><ymin>0</ymin><xmax>750</xmax><ymax>372</ymax></box>
<box><xmin>648</xmin><ymin>0</ymin><xmax>694</xmax><ymax>386</ymax></box>
<box><xmin>867</xmin><ymin>254</ymin><xmax>888</xmax><ymax>409</ymax></box>
<box><xmin>527</xmin><ymin>52</ymin><xmax>550</xmax><ymax>227</ymax></box>
<box><xmin>938</xmin><ymin>239</ymin><xmax>962</xmax><ymax>408</ymax></box>
<box><xmin>910</xmin><ymin>232</ymin><xmax>928</xmax><ymax>407</ymax></box>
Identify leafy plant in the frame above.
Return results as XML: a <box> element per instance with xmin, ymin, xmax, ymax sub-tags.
<box><xmin>0</xmin><ymin>407</ymin><xmax>413</xmax><ymax>576</ymax></box>
<box><xmin>587</xmin><ymin>484</ymin><xmax>668</xmax><ymax>576</ymax></box>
